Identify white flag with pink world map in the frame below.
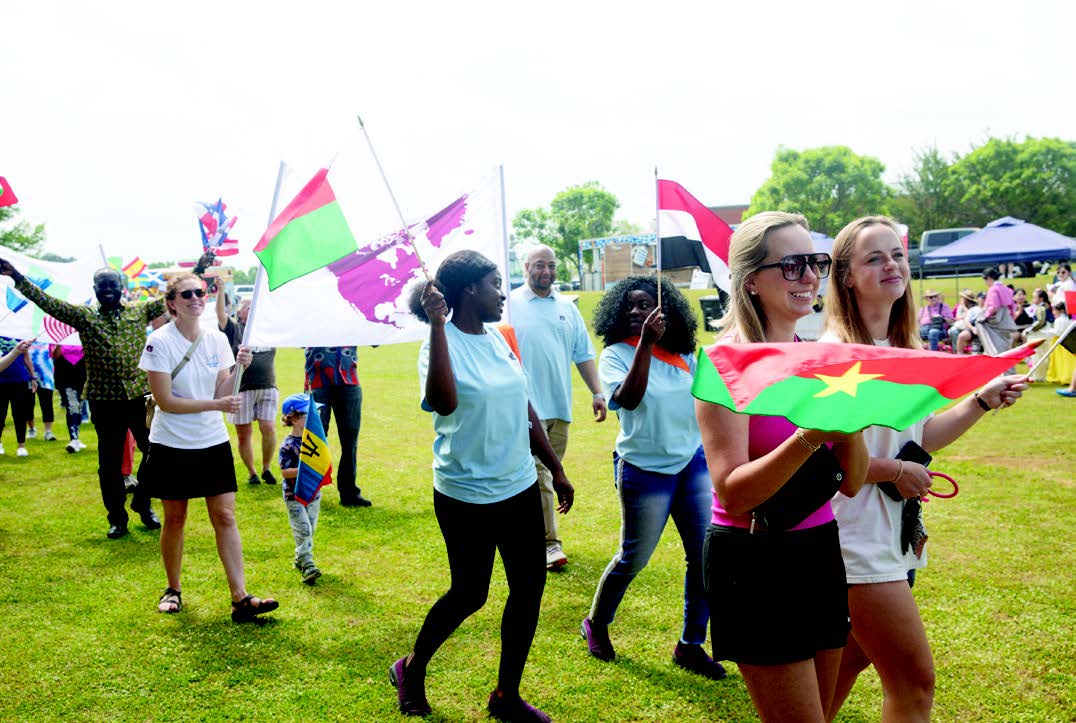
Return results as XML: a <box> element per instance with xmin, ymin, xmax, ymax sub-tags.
<box><xmin>243</xmin><ymin>172</ymin><xmax>509</xmax><ymax>348</ymax></box>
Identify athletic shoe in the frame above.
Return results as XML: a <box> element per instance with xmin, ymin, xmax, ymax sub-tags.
<box><xmin>123</xmin><ymin>475</ymin><xmax>138</xmax><ymax>490</ymax></box>
<box><xmin>43</xmin><ymin>431</ymin><xmax>57</xmax><ymax>441</ymax></box>
<box><xmin>487</xmin><ymin>691</ymin><xmax>551</xmax><ymax>723</ymax></box>
<box><xmin>1057</xmin><ymin>389</ymin><xmax>1076</xmax><ymax>398</ymax></box>
<box><xmin>261</xmin><ymin>470</ymin><xmax>278</xmax><ymax>485</ymax></box>
<box><xmin>389</xmin><ymin>656</ymin><xmax>432</xmax><ymax>716</ymax></box>
<box><xmin>0</xmin><ymin>443</ymin><xmax>5</xmax><ymax>455</ymax></box>
<box><xmin>247</xmin><ymin>473</ymin><xmax>260</xmax><ymax>485</ymax></box>
<box><xmin>546</xmin><ymin>543</ymin><xmax>568</xmax><ymax>571</ymax></box>
<box><xmin>672</xmin><ymin>642</ymin><xmax>727</xmax><ymax>680</ymax></box>
<box><xmin>301</xmin><ymin>563</ymin><xmax>322</xmax><ymax>585</ymax></box>
<box><xmin>581</xmin><ymin>617</ymin><xmax>615</xmax><ymax>661</ymax></box>
<box><xmin>16</xmin><ymin>447</ymin><xmax>29</xmax><ymax>457</ymax></box>
<box><xmin>26</xmin><ymin>428</ymin><xmax>36</xmax><ymax>439</ymax></box>
<box><xmin>66</xmin><ymin>440</ymin><xmax>80</xmax><ymax>454</ymax></box>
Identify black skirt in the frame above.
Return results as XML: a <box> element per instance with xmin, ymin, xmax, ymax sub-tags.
<box><xmin>703</xmin><ymin>520</ymin><xmax>850</xmax><ymax>666</ymax></box>
<box><xmin>145</xmin><ymin>441</ymin><xmax>238</xmax><ymax>500</ymax></box>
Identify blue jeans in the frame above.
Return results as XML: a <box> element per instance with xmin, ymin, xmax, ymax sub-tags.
<box><xmin>589</xmin><ymin>446</ymin><xmax>712</xmax><ymax>645</ymax></box>
<box><xmin>312</xmin><ymin>384</ymin><xmax>362</xmax><ymax>502</ymax></box>
<box><xmin>919</xmin><ymin>324</ymin><xmax>944</xmax><ymax>351</ymax></box>
<box><xmin>286</xmin><ymin>495</ymin><xmax>321</xmax><ymax>566</ymax></box>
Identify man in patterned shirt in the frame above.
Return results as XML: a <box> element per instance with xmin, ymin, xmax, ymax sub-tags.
<box><xmin>1</xmin><ymin>258</ymin><xmax>164</xmax><ymax>539</ymax></box>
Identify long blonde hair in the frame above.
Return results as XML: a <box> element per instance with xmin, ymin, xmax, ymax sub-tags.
<box><xmin>824</xmin><ymin>215</ymin><xmax>920</xmax><ymax>348</ymax></box>
<box><xmin>718</xmin><ymin>211</ymin><xmax>810</xmax><ymax>343</ymax></box>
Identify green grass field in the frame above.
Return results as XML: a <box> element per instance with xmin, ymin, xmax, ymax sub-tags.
<box><xmin>1</xmin><ymin>284</ymin><xmax>1073</xmax><ymax>721</ymax></box>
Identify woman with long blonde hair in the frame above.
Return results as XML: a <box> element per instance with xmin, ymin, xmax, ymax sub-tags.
<box><xmin>821</xmin><ymin>216</ymin><xmax>1027</xmax><ymax>722</ymax></box>
<box><xmin>696</xmin><ymin>211</ymin><xmax>868</xmax><ymax>721</ymax></box>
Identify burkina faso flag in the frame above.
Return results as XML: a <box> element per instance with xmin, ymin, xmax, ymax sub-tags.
<box><xmin>692</xmin><ymin>341</ymin><xmax>1036</xmax><ymax>433</ymax></box>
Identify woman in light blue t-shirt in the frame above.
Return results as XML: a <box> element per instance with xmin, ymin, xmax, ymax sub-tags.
<box><xmin>581</xmin><ymin>275</ymin><xmax>726</xmax><ymax>682</ymax></box>
<box><xmin>389</xmin><ymin>250</ymin><xmax>573</xmax><ymax>723</ymax></box>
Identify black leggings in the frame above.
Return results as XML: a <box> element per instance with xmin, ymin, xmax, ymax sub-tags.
<box><xmin>0</xmin><ymin>382</ymin><xmax>34</xmax><ymax>444</ymax></box>
<box><xmin>411</xmin><ymin>483</ymin><xmax>546</xmax><ymax>697</ymax></box>
<box><xmin>32</xmin><ymin>387</ymin><xmax>55</xmax><ymax>424</ymax></box>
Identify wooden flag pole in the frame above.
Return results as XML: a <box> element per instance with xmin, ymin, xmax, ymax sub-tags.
<box><xmin>991</xmin><ymin>323</ymin><xmax>1074</xmax><ymax>415</ymax></box>
<box><xmin>654</xmin><ymin>167</ymin><xmax>662</xmax><ymax>308</ymax></box>
<box><xmin>356</xmin><ymin>115</ymin><xmax>431</xmax><ymax>282</ymax></box>
<box><xmin>232</xmin><ymin>160</ymin><xmax>286</xmax><ymax>395</ymax></box>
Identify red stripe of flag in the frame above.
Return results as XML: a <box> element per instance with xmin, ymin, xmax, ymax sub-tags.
<box><xmin>0</xmin><ymin>177</ymin><xmax>18</xmax><ymax>207</ymax></box>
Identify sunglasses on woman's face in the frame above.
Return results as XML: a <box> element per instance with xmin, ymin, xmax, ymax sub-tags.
<box><xmin>756</xmin><ymin>253</ymin><xmax>832</xmax><ymax>281</ymax></box>
<box><xmin>174</xmin><ymin>288</ymin><xmax>206</xmax><ymax>300</ymax></box>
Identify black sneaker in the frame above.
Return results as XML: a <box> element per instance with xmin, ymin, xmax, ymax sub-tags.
<box><xmin>247</xmin><ymin>473</ymin><xmax>260</xmax><ymax>485</ymax></box>
<box><xmin>340</xmin><ymin>495</ymin><xmax>372</xmax><ymax>507</ymax></box>
<box><xmin>581</xmin><ymin>617</ymin><xmax>615</xmax><ymax>661</ymax></box>
<box><xmin>389</xmin><ymin>656</ymin><xmax>431</xmax><ymax>716</ymax></box>
<box><xmin>261</xmin><ymin>470</ymin><xmax>277</xmax><ymax>485</ymax></box>
<box><xmin>301</xmin><ymin>563</ymin><xmax>322</xmax><ymax>585</ymax></box>
<box><xmin>672</xmin><ymin>642</ymin><xmax>727</xmax><ymax>680</ymax></box>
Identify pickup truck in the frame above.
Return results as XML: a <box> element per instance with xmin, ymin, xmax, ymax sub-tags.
<box><xmin>908</xmin><ymin>228</ymin><xmax>979</xmax><ymax>278</ymax></box>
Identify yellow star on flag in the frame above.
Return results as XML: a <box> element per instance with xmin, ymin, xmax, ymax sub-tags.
<box><xmin>813</xmin><ymin>361</ymin><xmax>884</xmax><ymax>398</ymax></box>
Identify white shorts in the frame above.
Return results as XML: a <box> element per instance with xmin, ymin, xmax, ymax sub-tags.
<box><xmin>227</xmin><ymin>387</ymin><xmax>279</xmax><ymax>425</ymax></box>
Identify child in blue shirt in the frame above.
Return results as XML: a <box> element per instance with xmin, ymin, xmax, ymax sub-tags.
<box><xmin>279</xmin><ymin>393</ymin><xmax>322</xmax><ymax>585</ymax></box>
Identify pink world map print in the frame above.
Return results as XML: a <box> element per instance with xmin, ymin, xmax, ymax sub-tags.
<box><xmin>327</xmin><ymin>194</ymin><xmax>474</xmax><ymax>329</ymax></box>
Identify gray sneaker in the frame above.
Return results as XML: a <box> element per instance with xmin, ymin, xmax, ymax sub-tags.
<box><xmin>301</xmin><ymin>563</ymin><xmax>322</xmax><ymax>585</ymax></box>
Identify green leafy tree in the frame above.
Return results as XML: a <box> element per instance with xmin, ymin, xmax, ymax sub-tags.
<box><xmin>889</xmin><ymin>145</ymin><xmax>965</xmax><ymax>239</ymax></box>
<box><xmin>945</xmin><ymin>136</ymin><xmax>1076</xmax><ymax>236</ymax></box>
<box><xmin>0</xmin><ymin>207</ymin><xmax>46</xmax><ymax>255</ymax></box>
<box><xmin>610</xmin><ymin>219</ymin><xmax>644</xmax><ymax>236</ymax></box>
<box><xmin>513</xmin><ymin>181</ymin><xmax>619</xmax><ymax>278</ymax></box>
<box><xmin>745</xmin><ymin>146</ymin><xmax>889</xmax><ymax>236</ymax></box>
<box><xmin>231</xmin><ymin>266</ymin><xmax>259</xmax><ymax>285</ymax></box>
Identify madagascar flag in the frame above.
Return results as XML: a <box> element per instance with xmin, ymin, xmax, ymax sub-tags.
<box><xmin>692</xmin><ymin>342</ymin><xmax>1036</xmax><ymax>433</ymax></box>
<box><xmin>254</xmin><ymin>168</ymin><xmax>358</xmax><ymax>290</ymax></box>
<box><xmin>0</xmin><ymin>177</ymin><xmax>18</xmax><ymax>207</ymax></box>
<box><xmin>295</xmin><ymin>395</ymin><xmax>333</xmax><ymax>505</ymax></box>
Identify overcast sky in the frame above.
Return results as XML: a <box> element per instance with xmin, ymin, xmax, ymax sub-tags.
<box><xmin>4</xmin><ymin>0</ymin><xmax>1073</xmax><ymax>269</ymax></box>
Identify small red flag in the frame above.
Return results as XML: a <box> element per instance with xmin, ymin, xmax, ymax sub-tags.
<box><xmin>0</xmin><ymin>177</ymin><xmax>18</xmax><ymax>207</ymax></box>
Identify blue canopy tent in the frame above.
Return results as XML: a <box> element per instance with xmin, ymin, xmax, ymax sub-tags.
<box><xmin>921</xmin><ymin>217</ymin><xmax>1076</xmax><ymax>271</ymax></box>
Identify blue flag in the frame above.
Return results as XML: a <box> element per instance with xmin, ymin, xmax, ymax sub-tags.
<box><xmin>295</xmin><ymin>395</ymin><xmax>333</xmax><ymax>505</ymax></box>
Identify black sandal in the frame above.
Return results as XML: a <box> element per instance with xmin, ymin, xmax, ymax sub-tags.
<box><xmin>157</xmin><ymin>587</ymin><xmax>182</xmax><ymax>614</ymax></box>
<box><xmin>230</xmin><ymin>594</ymin><xmax>279</xmax><ymax>623</ymax></box>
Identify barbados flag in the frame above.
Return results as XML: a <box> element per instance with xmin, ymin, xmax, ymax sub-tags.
<box><xmin>295</xmin><ymin>395</ymin><xmax>333</xmax><ymax>505</ymax></box>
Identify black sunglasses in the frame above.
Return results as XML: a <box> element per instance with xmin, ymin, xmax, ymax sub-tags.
<box><xmin>173</xmin><ymin>288</ymin><xmax>206</xmax><ymax>300</ymax></box>
<box><xmin>756</xmin><ymin>253</ymin><xmax>832</xmax><ymax>281</ymax></box>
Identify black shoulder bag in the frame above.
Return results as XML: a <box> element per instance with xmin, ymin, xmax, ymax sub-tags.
<box><xmin>752</xmin><ymin>445</ymin><xmax>845</xmax><ymax>531</ymax></box>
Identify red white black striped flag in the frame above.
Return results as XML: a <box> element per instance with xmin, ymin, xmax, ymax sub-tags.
<box><xmin>657</xmin><ymin>180</ymin><xmax>734</xmax><ymax>292</ymax></box>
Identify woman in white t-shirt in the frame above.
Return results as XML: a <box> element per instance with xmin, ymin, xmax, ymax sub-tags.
<box><xmin>821</xmin><ymin>217</ymin><xmax>1027</xmax><ymax>722</ymax></box>
<box><xmin>139</xmin><ymin>273</ymin><xmax>279</xmax><ymax>624</ymax></box>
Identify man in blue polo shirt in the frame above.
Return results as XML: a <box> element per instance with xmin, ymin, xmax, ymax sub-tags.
<box><xmin>510</xmin><ymin>245</ymin><xmax>607</xmax><ymax>570</ymax></box>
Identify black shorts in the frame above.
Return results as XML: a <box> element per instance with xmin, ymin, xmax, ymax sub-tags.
<box><xmin>703</xmin><ymin>520</ymin><xmax>850</xmax><ymax>666</ymax></box>
<box><xmin>145</xmin><ymin>441</ymin><xmax>238</xmax><ymax>500</ymax></box>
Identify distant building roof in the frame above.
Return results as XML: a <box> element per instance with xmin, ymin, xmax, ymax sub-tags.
<box><xmin>708</xmin><ymin>204</ymin><xmax>749</xmax><ymax>226</ymax></box>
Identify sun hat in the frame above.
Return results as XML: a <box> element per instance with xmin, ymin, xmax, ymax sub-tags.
<box><xmin>959</xmin><ymin>289</ymin><xmax>977</xmax><ymax>303</ymax></box>
<box><xmin>923</xmin><ymin>289</ymin><xmax>941</xmax><ymax>298</ymax></box>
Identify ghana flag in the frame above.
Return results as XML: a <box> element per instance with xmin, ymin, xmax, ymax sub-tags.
<box><xmin>254</xmin><ymin>168</ymin><xmax>358</xmax><ymax>290</ymax></box>
<box><xmin>295</xmin><ymin>395</ymin><xmax>334</xmax><ymax>505</ymax></box>
<box><xmin>692</xmin><ymin>341</ymin><xmax>1036</xmax><ymax>432</ymax></box>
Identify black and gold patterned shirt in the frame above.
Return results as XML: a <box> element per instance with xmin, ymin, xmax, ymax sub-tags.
<box><xmin>16</xmin><ymin>277</ymin><xmax>166</xmax><ymax>401</ymax></box>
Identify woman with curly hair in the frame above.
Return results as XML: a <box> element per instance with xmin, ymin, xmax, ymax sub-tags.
<box><xmin>820</xmin><ymin>216</ymin><xmax>1026</xmax><ymax>722</ymax></box>
<box><xmin>581</xmin><ymin>275</ymin><xmax>726</xmax><ymax>680</ymax></box>
<box><xmin>390</xmin><ymin>250</ymin><xmax>573</xmax><ymax>722</ymax></box>
<box><xmin>695</xmin><ymin>212</ymin><xmax>869</xmax><ymax>721</ymax></box>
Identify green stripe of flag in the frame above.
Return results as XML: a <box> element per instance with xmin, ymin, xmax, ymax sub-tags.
<box><xmin>255</xmin><ymin>201</ymin><xmax>356</xmax><ymax>290</ymax></box>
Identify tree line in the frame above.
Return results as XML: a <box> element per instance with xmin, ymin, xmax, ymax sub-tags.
<box><xmin>514</xmin><ymin>136</ymin><xmax>1074</xmax><ymax>279</ymax></box>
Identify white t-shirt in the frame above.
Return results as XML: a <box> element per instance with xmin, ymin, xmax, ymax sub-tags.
<box><xmin>140</xmin><ymin>323</ymin><xmax>234</xmax><ymax>449</ymax></box>
<box><xmin>818</xmin><ymin>332</ymin><xmax>929</xmax><ymax>583</ymax></box>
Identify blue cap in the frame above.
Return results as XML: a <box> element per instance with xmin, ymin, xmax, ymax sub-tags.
<box><xmin>281</xmin><ymin>393</ymin><xmax>313</xmax><ymax>416</ymax></box>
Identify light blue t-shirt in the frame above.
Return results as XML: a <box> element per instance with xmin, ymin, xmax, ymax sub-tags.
<box><xmin>600</xmin><ymin>342</ymin><xmax>701</xmax><ymax>475</ymax></box>
<box><xmin>418</xmin><ymin>323</ymin><xmax>538</xmax><ymax>504</ymax></box>
<box><xmin>508</xmin><ymin>286</ymin><xmax>595</xmax><ymax>422</ymax></box>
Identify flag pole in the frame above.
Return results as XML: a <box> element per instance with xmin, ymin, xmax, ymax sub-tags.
<box><xmin>498</xmin><ymin>164</ymin><xmax>512</xmax><ymax>322</ymax></box>
<box><xmin>356</xmin><ymin>115</ymin><xmax>431</xmax><ymax>282</ymax></box>
<box><xmin>233</xmin><ymin>160</ymin><xmax>286</xmax><ymax>395</ymax></box>
<box><xmin>654</xmin><ymin>167</ymin><xmax>662</xmax><ymax>308</ymax></box>
<box><xmin>990</xmin><ymin>323</ymin><xmax>1074</xmax><ymax>415</ymax></box>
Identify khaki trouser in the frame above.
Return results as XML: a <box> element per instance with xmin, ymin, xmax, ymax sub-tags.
<box><xmin>534</xmin><ymin>418</ymin><xmax>570</xmax><ymax>547</ymax></box>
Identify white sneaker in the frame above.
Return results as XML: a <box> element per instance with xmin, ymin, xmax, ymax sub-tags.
<box><xmin>16</xmin><ymin>447</ymin><xmax>29</xmax><ymax>457</ymax></box>
<box><xmin>78</xmin><ymin>439</ymin><xmax>88</xmax><ymax>451</ymax></box>
<box><xmin>66</xmin><ymin>440</ymin><xmax>80</xmax><ymax>453</ymax></box>
<box><xmin>0</xmin><ymin>443</ymin><xmax>5</xmax><ymax>455</ymax></box>
<box><xmin>26</xmin><ymin>428</ymin><xmax>37</xmax><ymax>439</ymax></box>
<box><xmin>546</xmin><ymin>543</ymin><xmax>568</xmax><ymax>570</ymax></box>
